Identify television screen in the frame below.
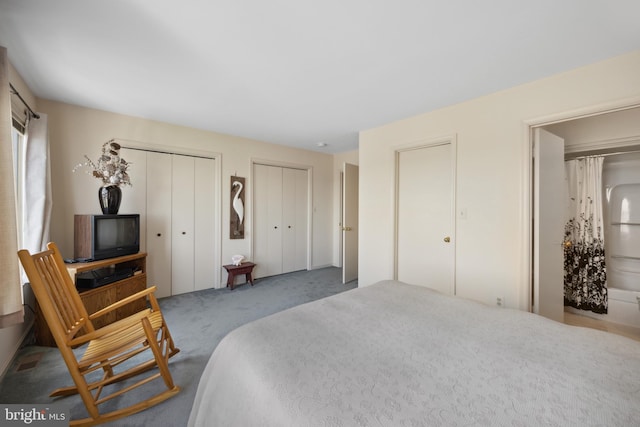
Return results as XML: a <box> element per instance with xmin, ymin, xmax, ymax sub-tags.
<box><xmin>74</xmin><ymin>214</ymin><xmax>140</xmax><ymax>260</ymax></box>
<box><xmin>95</xmin><ymin>216</ymin><xmax>139</xmax><ymax>250</ymax></box>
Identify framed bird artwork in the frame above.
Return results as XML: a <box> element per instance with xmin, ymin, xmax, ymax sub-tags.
<box><xmin>230</xmin><ymin>176</ymin><xmax>245</xmax><ymax>239</ymax></box>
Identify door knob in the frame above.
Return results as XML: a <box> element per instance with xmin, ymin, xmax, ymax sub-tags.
<box><xmin>343</xmin><ymin>226</ymin><xmax>352</xmax><ymax>231</ymax></box>
<box><xmin>443</xmin><ymin>236</ymin><xmax>450</xmax><ymax>243</ymax></box>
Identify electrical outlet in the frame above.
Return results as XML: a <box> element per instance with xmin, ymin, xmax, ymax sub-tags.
<box><xmin>496</xmin><ymin>297</ymin><xmax>504</xmax><ymax>307</ymax></box>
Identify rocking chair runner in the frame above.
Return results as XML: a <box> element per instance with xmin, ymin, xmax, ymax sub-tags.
<box><xmin>18</xmin><ymin>242</ymin><xmax>180</xmax><ymax>427</ymax></box>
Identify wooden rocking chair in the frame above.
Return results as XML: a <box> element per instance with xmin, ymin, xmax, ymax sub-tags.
<box><xmin>18</xmin><ymin>242</ymin><xmax>180</xmax><ymax>426</ymax></box>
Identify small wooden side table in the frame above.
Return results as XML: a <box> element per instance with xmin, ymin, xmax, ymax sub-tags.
<box><xmin>223</xmin><ymin>262</ymin><xmax>256</xmax><ymax>290</ymax></box>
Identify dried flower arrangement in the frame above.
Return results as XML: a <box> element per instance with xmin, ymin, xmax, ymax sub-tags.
<box><xmin>74</xmin><ymin>139</ymin><xmax>132</xmax><ymax>186</ymax></box>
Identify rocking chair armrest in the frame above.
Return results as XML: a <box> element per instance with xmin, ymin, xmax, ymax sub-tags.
<box><xmin>88</xmin><ymin>286</ymin><xmax>158</xmax><ymax>321</ymax></box>
<box><xmin>69</xmin><ymin>308</ymin><xmax>154</xmax><ymax>346</ymax></box>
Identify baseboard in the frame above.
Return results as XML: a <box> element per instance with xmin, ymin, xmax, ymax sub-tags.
<box><xmin>310</xmin><ymin>264</ymin><xmax>336</xmax><ymax>270</ymax></box>
<box><xmin>0</xmin><ymin>318</ymin><xmax>34</xmax><ymax>382</ymax></box>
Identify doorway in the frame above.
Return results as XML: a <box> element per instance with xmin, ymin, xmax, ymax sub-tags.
<box><xmin>529</xmin><ymin>105</ymin><xmax>640</xmax><ymax>320</ymax></box>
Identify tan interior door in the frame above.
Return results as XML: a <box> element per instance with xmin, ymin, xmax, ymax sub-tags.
<box><xmin>396</xmin><ymin>142</ymin><xmax>455</xmax><ymax>294</ymax></box>
<box><xmin>533</xmin><ymin>128</ymin><xmax>565</xmax><ymax>322</ymax></box>
<box><xmin>342</xmin><ymin>163</ymin><xmax>359</xmax><ymax>283</ymax></box>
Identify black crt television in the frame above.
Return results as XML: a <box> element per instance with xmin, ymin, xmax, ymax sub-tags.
<box><xmin>74</xmin><ymin>214</ymin><xmax>140</xmax><ymax>261</ymax></box>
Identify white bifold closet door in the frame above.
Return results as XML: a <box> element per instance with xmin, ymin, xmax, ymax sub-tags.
<box><xmin>254</xmin><ymin>164</ymin><xmax>308</xmax><ymax>278</ymax></box>
<box><xmin>146</xmin><ymin>152</ymin><xmax>172</xmax><ymax>297</ymax></box>
<box><xmin>121</xmin><ymin>148</ymin><xmax>217</xmax><ymax>297</ymax></box>
<box><xmin>171</xmin><ymin>155</ymin><xmax>216</xmax><ymax>295</ymax></box>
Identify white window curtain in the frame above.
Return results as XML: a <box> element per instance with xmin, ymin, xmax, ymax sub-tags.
<box><xmin>20</xmin><ymin>112</ymin><xmax>52</xmax><ymax>263</ymax></box>
<box><xmin>563</xmin><ymin>156</ymin><xmax>607</xmax><ymax>314</ymax></box>
<box><xmin>0</xmin><ymin>46</ymin><xmax>22</xmax><ymax>324</ymax></box>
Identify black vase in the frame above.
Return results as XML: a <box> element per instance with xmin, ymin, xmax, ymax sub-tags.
<box><xmin>98</xmin><ymin>185</ymin><xmax>122</xmax><ymax>214</ymax></box>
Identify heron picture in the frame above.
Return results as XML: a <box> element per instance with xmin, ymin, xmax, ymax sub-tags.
<box><xmin>230</xmin><ymin>176</ymin><xmax>245</xmax><ymax>239</ymax></box>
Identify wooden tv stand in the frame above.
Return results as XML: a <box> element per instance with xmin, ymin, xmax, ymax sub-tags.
<box><xmin>33</xmin><ymin>252</ymin><xmax>147</xmax><ymax>347</ymax></box>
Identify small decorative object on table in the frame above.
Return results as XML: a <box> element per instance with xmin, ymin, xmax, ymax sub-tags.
<box><xmin>74</xmin><ymin>139</ymin><xmax>132</xmax><ymax>214</ymax></box>
<box><xmin>231</xmin><ymin>254</ymin><xmax>245</xmax><ymax>266</ymax></box>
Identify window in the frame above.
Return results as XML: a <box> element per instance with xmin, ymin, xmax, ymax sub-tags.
<box><xmin>11</xmin><ymin>118</ymin><xmax>26</xmax><ymax>292</ymax></box>
<box><xmin>11</xmin><ymin>119</ymin><xmax>25</xmax><ymax>243</ymax></box>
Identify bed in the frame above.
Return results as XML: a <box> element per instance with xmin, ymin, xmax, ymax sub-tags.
<box><xmin>188</xmin><ymin>280</ymin><xmax>640</xmax><ymax>426</ymax></box>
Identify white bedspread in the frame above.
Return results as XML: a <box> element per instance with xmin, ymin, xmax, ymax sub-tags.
<box><xmin>188</xmin><ymin>280</ymin><xmax>640</xmax><ymax>426</ymax></box>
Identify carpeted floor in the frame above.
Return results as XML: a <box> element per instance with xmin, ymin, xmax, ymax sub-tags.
<box><xmin>0</xmin><ymin>267</ymin><xmax>357</xmax><ymax>426</ymax></box>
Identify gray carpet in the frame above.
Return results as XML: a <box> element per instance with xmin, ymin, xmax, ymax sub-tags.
<box><xmin>0</xmin><ymin>267</ymin><xmax>357</xmax><ymax>426</ymax></box>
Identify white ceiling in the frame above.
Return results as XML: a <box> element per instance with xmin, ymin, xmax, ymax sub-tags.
<box><xmin>1</xmin><ymin>1</ymin><xmax>639</xmax><ymax>153</ymax></box>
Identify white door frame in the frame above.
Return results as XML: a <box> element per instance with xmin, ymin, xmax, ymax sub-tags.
<box><xmin>393</xmin><ymin>135</ymin><xmax>457</xmax><ymax>294</ymax></box>
<box><xmin>521</xmin><ymin>97</ymin><xmax>640</xmax><ymax>312</ymax></box>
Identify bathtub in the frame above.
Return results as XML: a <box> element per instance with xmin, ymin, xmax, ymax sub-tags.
<box><xmin>565</xmin><ymin>287</ymin><xmax>640</xmax><ymax>327</ymax></box>
<box><xmin>604</xmin><ymin>255</ymin><xmax>640</xmax><ymax>327</ymax></box>
<box><xmin>606</xmin><ymin>287</ymin><xmax>640</xmax><ymax>327</ymax></box>
<box><xmin>599</xmin><ymin>157</ymin><xmax>640</xmax><ymax>327</ymax></box>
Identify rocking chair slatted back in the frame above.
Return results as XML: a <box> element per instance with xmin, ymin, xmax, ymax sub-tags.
<box><xmin>21</xmin><ymin>248</ymin><xmax>93</xmax><ymax>343</ymax></box>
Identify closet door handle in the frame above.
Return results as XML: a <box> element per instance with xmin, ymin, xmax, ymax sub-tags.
<box><xmin>157</xmin><ymin>233</ymin><xmax>162</xmax><ymax>237</ymax></box>
<box><xmin>182</xmin><ymin>231</ymin><xmax>187</xmax><ymax>235</ymax></box>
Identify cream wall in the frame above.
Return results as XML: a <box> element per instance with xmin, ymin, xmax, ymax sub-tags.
<box><xmin>359</xmin><ymin>51</ymin><xmax>640</xmax><ymax>311</ymax></box>
<box><xmin>38</xmin><ymin>100</ymin><xmax>337</xmax><ymax>286</ymax></box>
<box><xmin>545</xmin><ymin>107</ymin><xmax>640</xmax><ymax>149</ymax></box>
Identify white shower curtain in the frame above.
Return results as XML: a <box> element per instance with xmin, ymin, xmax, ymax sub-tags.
<box><xmin>564</xmin><ymin>156</ymin><xmax>607</xmax><ymax>313</ymax></box>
